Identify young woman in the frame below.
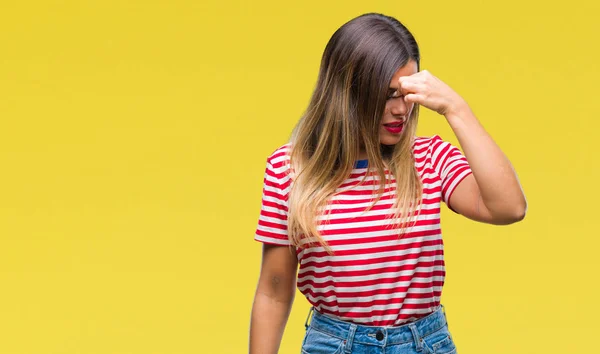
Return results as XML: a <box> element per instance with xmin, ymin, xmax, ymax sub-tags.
<box><xmin>249</xmin><ymin>13</ymin><xmax>526</xmax><ymax>354</ymax></box>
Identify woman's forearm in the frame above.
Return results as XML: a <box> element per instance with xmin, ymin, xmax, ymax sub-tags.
<box><xmin>445</xmin><ymin>101</ymin><xmax>527</xmax><ymax>219</ymax></box>
<box><xmin>249</xmin><ymin>291</ymin><xmax>295</xmax><ymax>354</ymax></box>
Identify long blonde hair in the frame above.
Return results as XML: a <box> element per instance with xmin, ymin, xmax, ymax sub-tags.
<box><xmin>287</xmin><ymin>13</ymin><xmax>423</xmax><ymax>254</ymax></box>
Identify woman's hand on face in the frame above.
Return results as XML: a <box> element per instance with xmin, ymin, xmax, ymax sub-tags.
<box><xmin>398</xmin><ymin>70</ymin><xmax>468</xmax><ymax>117</ymax></box>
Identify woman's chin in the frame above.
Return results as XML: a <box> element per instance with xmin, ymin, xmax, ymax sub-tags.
<box><xmin>380</xmin><ymin>136</ymin><xmax>403</xmax><ymax>146</ymax></box>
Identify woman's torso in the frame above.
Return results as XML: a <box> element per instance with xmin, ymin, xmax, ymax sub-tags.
<box><xmin>255</xmin><ymin>135</ymin><xmax>471</xmax><ymax>326</ymax></box>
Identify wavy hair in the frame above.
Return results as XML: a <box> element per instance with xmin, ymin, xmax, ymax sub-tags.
<box><xmin>288</xmin><ymin>13</ymin><xmax>423</xmax><ymax>254</ymax></box>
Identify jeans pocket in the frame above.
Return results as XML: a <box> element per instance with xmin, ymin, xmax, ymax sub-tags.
<box><xmin>301</xmin><ymin>327</ymin><xmax>346</xmax><ymax>354</ymax></box>
<box><xmin>423</xmin><ymin>326</ymin><xmax>457</xmax><ymax>354</ymax></box>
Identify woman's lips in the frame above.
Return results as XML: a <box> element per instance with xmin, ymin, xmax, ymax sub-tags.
<box><xmin>383</xmin><ymin>122</ymin><xmax>404</xmax><ymax>134</ymax></box>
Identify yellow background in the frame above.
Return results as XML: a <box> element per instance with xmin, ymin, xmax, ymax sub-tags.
<box><xmin>1</xmin><ymin>1</ymin><xmax>598</xmax><ymax>353</ymax></box>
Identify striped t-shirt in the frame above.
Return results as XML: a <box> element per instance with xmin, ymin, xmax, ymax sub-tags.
<box><xmin>254</xmin><ymin>135</ymin><xmax>472</xmax><ymax>326</ymax></box>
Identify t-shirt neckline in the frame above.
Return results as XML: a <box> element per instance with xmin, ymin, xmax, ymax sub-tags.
<box><xmin>354</xmin><ymin>159</ymin><xmax>369</xmax><ymax>168</ymax></box>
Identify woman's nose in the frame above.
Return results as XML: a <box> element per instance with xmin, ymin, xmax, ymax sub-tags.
<box><xmin>390</xmin><ymin>98</ymin><xmax>408</xmax><ymax>116</ymax></box>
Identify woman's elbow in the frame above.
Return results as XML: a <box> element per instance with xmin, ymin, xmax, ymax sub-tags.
<box><xmin>495</xmin><ymin>200</ymin><xmax>527</xmax><ymax>225</ymax></box>
<box><xmin>514</xmin><ymin>195</ymin><xmax>528</xmax><ymax>221</ymax></box>
<box><xmin>484</xmin><ymin>194</ymin><xmax>527</xmax><ymax>225</ymax></box>
<box><xmin>510</xmin><ymin>203</ymin><xmax>527</xmax><ymax>223</ymax></box>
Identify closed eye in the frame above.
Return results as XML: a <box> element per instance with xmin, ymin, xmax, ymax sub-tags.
<box><xmin>387</xmin><ymin>89</ymin><xmax>402</xmax><ymax>99</ymax></box>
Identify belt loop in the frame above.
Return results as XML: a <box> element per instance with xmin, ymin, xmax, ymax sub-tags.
<box><xmin>344</xmin><ymin>323</ymin><xmax>357</xmax><ymax>353</ymax></box>
<box><xmin>305</xmin><ymin>307</ymin><xmax>314</xmax><ymax>329</ymax></box>
<box><xmin>408</xmin><ymin>323</ymin><xmax>423</xmax><ymax>352</ymax></box>
<box><xmin>441</xmin><ymin>304</ymin><xmax>449</xmax><ymax>327</ymax></box>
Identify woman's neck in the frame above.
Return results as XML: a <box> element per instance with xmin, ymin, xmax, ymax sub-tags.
<box><xmin>357</xmin><ymin>149</ymin><xmax>368</xmax><ymax>160</ymax></box>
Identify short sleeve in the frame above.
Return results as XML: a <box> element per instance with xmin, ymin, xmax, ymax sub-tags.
<box><xmin>430</xmin><ymin>135</ymin><xmax>473</xmax><ymax>208</ymax></box>
<box><xmin>254</xmin><ymin>157</ymin><xmax>291</xmax><ymax>246</ymax></box>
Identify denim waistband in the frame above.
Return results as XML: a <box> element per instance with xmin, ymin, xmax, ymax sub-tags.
<box><xmin>305</xmin><ymin>305</ymin><xmax>448</xmax><ymax>350</ymax></box>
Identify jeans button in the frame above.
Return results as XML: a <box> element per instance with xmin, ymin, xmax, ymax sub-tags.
<box><xmin>375</xmin><ymin>330</ymin><xmax>384</xmax><ymax>341</ymax></box>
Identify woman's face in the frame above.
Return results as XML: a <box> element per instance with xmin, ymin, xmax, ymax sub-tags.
<box><xmin>379</xmin><ymin>60</ymin><xmax>418</xmax><ymax>146</ymax></box>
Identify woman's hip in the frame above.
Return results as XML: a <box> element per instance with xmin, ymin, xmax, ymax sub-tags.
<box><xmin>301</xmin><ymin>304</ymin><xmax>457</xmax><ymax>354</ymax></box>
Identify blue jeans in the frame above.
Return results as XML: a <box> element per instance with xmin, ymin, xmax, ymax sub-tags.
<box><xmin>301</xmin><ymin>305</ymin><xmax>457</xmax><ymax>354</ymax></box>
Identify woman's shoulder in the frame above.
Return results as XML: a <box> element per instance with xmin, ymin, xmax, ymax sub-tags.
<box><xmin>413</xmin><ymin>134</ymin><xmax>444</xmax><ymax>146</ymax></box>
<box><xmin>413</xmin><ymin>135</ymin><xmax>446</xmax><ymax>152</ymax></box>
<box><xmin>266</xmin><ymin>142</ymin><xmax>292</xmax><ymax>165</ymax></box>
<box><xmin>264</xmin><ymin>143</ymin><xmax>293</xmax><ymax>181</ymax></box>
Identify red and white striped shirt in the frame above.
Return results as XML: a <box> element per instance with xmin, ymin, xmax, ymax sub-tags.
<box><xmin>254</xmin><ymin>135</ymin><xmax>472</xmax><ymax>326</ymax></box>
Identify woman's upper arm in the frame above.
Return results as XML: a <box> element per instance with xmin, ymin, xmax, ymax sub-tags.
<box><xmin>256</xmin><ymin>244</ymin><xmax>298</xmax><ymax>302</ymax></box>
<box><xmin>449</xmin><ymin>173</ymin><xmax>526</xmax><ymax>225</ymax></box>
<box><xmin>447</xmin><ymin>173</ymin><xmax>497</xmax><ymax>224</ymax></box>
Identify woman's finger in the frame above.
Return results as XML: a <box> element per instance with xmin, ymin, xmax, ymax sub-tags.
<box><xmin>399</xmin><ymin>80</ymin><xmax>425</xmax><ymax>95</ymax></box>
<box><xmin>404</xmin><ymin>93</ymin><xmax>425</xmax><ymax>104</ymax></box>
